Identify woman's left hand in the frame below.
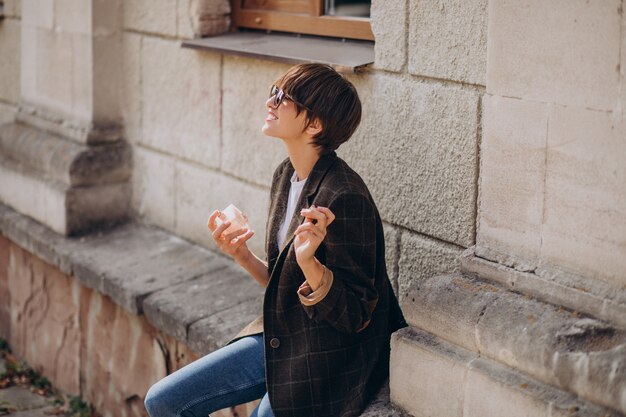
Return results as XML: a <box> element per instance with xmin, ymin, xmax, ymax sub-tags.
<box><xmin>294</xmin><ymin>205</ymin><xmax>335</xmax><ymax>266</ymax></box>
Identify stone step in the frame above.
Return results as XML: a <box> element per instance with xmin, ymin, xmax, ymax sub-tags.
<box><xmin>400</xmin><ymin>271</ymin><xmax>626</xmax><ymax>414</ymax></box>
<box><xmin>390</xmin><ymin>326</ymin><xmax>621</xmax><ymax>417</ymax></box>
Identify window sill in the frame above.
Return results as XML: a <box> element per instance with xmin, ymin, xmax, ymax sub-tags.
<box><xmin>181</xmin><ymin>31</ymin><xmax>374</xmax><ymax>74</ymax></box>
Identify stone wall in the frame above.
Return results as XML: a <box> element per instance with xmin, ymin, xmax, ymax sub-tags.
<box><xmin>123</xmin><ymin>0</ymin><xmax>487</xmax><ymax>300</ymax></box>
<box><xmin>477</xmin><ymin>0</ymin><xmax>626</xmax><ymax>289</ymax></box>
<box><xmin>0</xmin><ymin>0</ymin><xmax>20</xmax><ymax>124</ymax></box>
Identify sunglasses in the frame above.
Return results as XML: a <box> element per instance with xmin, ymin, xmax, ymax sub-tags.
<box><xmin>269</xmin><ymin>85</ymin><xmax>312</xmax><ymax>112</ymax></box>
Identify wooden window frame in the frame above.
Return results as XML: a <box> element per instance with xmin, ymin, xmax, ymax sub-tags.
<box><xmin>231</xmin><ymin>0</ymin><xmax>374</xmax><ymax>41</ymax></box>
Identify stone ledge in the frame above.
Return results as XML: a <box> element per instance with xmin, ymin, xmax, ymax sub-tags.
<box><xmin>0</xmin><ymin>202</ymin><xmax>255</xmax><ymax>354</ymax></box>
<box><xmin>402</xmin><ymin>272</ymin><xmax>626</xmax><ymax>414</ymax></box>
<box><xmin>462</xmin><ymin>246</ymin><xmax>626</xmax><ymax>329</ymax></box>
<box><xmin>391</xmin><ymin>327</ymin><xmax>621</xmax><ymax>417</ymax></box>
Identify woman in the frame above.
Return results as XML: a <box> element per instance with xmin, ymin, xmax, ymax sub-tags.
<box><xmin>144</xmin><ymin>63</ymin><xmax>406</xmax><ymax>417</ymax></box>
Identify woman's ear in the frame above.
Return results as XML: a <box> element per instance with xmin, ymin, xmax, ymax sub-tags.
<box><xmin>305</xmin><ymin>117</ymin><xmax>323</xmax><ymax>136</ymax></box>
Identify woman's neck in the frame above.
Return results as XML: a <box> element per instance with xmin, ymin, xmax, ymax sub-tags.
<box><xmin>284</xmin><ymin>141</ymin><xmax>320</xmax><ymax>181</ymax></box>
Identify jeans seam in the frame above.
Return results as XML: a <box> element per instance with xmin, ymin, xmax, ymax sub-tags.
<box><xmin>176</xmin><ymin>378</ymin><xmax>267</xmax><ymax>417</ymax></box>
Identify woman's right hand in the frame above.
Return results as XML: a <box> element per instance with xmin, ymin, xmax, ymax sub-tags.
<box><xmin>207</xmin><ymin>210</ymin><xmax>255</xmax><ymax>264</ymax></box>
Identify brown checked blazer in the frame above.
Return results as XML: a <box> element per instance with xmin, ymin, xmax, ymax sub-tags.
<box><xmin>231</xmin><ymin>151</ymin><xmax>407</xmax><ymax>417</ymax></box>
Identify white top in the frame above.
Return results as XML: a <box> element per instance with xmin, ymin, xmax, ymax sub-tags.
<box><xmin>277</xmin><ymin>170</ymin><xmax>307</xmax><ymax>249</ymax></box>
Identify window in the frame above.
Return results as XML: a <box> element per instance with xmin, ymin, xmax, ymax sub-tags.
<box><xmin>232</xmin><ymin>0</ymin><xmax>373</xmax><ymax>41</ymax></box>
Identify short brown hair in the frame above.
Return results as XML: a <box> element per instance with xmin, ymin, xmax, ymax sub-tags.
<box><xmin>273</xmin><ymin>63</ymin><xmax>362</xmax><ymax>155</ymax></box>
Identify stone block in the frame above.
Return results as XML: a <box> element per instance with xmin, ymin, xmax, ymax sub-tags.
<box><xmin>92</xmin><ymin>35</ymin><xmax>123</xmax><ymax>125</ymax></box>
<box><xmin>402</xmin><ymin>272</ymin><xmax>500</xmax><ymax>352</ymax></box>
<box><xmin>342</xmin><ymin>72</ymin><xmax>480</xmax><ymax>246</ymax></box>
<box><xmin>0</xmin><ymin>102</ymin><xmax>17</xmax><ymax>125</ymax></box>
<box><xmin>131</xmin><ymin>146</ymin><xmax>177</xmax><ymax>230</ymax></box>
<box><xmin>143</xmin><ymin>263</ymin><xmax>266</xmax><ymax>343</ymax></box>
<box><xmin>121</xmin><ymin>32</ymin><xmax>142</xmax><ymax>143</ymax></box>
<box><xmin>397</xmin><ymin>231</ymin><xmax>461</xmax><ymax>301</ymax></box>
<box><xmin>0</xmin><ymin>235</ymin><xmax>10</xmax><ymax>340</ymax></box>
<box><xmin>54</xmin><ymin>0</ymin><xmax>91</xmax><ymax>33</ymax></box>
<box><xmin>0</xmin><ymin>164</ymin><xmax>68</xmax><ymax>234</ymax></box>
<box><xmin>22</xmin><ymin>0</ymin><xmax>53</xmax><ymax>29</ymax></box>
<box><xmin>79</xmin><ymin>286</ymin><xmax>167</xmax><ymax>417</ymax></box>
<box><xmin>71</xmin><ymin>223</ymin><xmax>226</xmax><ymax>314</ymax></box>
<box><xmin>464</xmin><ymin>359</ymin><xmax>550</xmax><ymax>417</ymax></box>
<box><xmin>408</xmin><ymin>0</ymin><xmax>487</xmax><ymax>85</ymax></box>
<box><xmin>174</xmin><ymin>159</ymin><xmax>270</xmax><ymax>256</ymax></box>
<box><xmin>542</xmin><ymin>106</ymin><xmax>626</xmax><ymax>288</ymax></box>
<box><xmin>123</xmin><ymin>0</ymin><xmax>177</xmax><ymax>36</ymax></box>
<box><xmin>371</xmin><ymin>0</ymin><xmax>407</xmax><ymax>73</ymax></box>
<box><xmin>478</xmin><ymin>95</ymin><xmax>548</xmax><ymax>261</ymax></box>
<box><xmin>4</xmin><ymin>0</ymin><xmax>21</xmax><ymax>18</ymax></box>
<box><xmin>382</xmin><ymin>222</ymin><xmax>400</xmax><ymax>295</ymax></box>
<box><xmin>177</xmin><ymin>0</ymin><xmax>231</xmax><ymax>39</ymax></box>
<box><xmin>141</xmin><ymin>37</ymin><xmax>221</xmax><ymax>168</ymax></box>
<box><xmin>0</xmin><ymin>19</ymin><xmax>20</xmax><ymax>104</ymax></box>
<box><xmin>7</xmin><ymin>243</ymin><xmax>81</xmax><ymax>395</ymax></box>
<box><xmin>487</xmin><ymin>0</ymin><xmax>621</xmax><ymax>110</ymax></box>
<box><xmin>390</xmin><ymin>327</ymin><xmax>475</xmax><ymax>417</ymax></box>
<box><xmin>33</xmin><ymin>28</ymin><xmax>74</xmax><ymax>118</ymax></box>
<box><xmin>188</xmin><ymin>296</ymin><xmax>263</xmax><ymax>355</ymax></box>
<box><xmin>221</xmin><ymin>55</ymin><xmax>291</xmax><ymax>186</ymax></box>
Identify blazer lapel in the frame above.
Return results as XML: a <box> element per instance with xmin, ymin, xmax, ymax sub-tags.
<box><xmin>280</xmin><ymin>151</ymin><xmax>338</xmax><ymax>253</ymax></box>
<box><xmin>266</xmin><ymin>162</ymin><xmax>294</xmax><ymax>264</ymax></box>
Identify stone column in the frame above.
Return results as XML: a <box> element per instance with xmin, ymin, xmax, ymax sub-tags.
<box><xmin>0</xmin><ymin>0</ymin><xmax>131</xmax><ymax>236</ymax></box>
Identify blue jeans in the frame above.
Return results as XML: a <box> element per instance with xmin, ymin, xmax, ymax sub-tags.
<box><xmin>144</xmin><ymin>335</ymin><xmax>274</xmax><ymax>417</ymax></box>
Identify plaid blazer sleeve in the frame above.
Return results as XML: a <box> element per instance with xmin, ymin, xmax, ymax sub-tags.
<box><xmin>300</xmin><ymin>191</ymin><xmax>379</xmax><ymax>334</ymax></box>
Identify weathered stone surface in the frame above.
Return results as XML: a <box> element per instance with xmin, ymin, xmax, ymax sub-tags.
<box><xmin>542</xmin><ymin>106</ymin><xmax>626</xmax><ymax>288</ymax></box>
<box><xmin>478</xmin><ymin>94</ymin><xmax>548</xmax><ymax>262</ymax></box>
<box><xmin>392</xmin><ymin>327</ymin><xmax>620</xmax><ymax>417</ymax></box>
<box><xmin>123</xmin><ymin>0</ymin><xmax>177</xmax><ymax>36</ymax></box>
<box><xmin>141</xmin><ymin>36</ymin><xmax>221</xmax><ymax>168</ymax></box>
<box><xmin>382</xmin><ymin>222</ymin><xmax>400</xmax><ymax>295</ymax></box>
<box><xmin>461</xmin><ymin>248</ymin><xmax>626</xmax><ymax>331</ymax></box>
<box><xmin>177</xmin><ymin>0</ymin><xmax>231</xmax><ymax>39</ymax></box>
<box><xmin>79</xmin><ymin>286</ymin><xmax>166</xmax><ymax>417</ymax></box>
<box><xmin>391</xmin><ymin>327</ymin><xmax>475</xmax><ymax>417</ymax></box>
<box><xmin>360</xmin><ymin>381</ymin><xmax>408</xmax><ymax>417</ymax></box>
<box><xmin>402</xmin><ymin>270</ymin><xmax>626</xmax><ymax>414</ymax></box>
<box><xmin>408</xmin><ymin>0</ymin><xmax>487</xmax><ymax>85</ymax></box>
<box><xmin>7</xmin><ymin>243</ymin><xmax>81</xmax><ymax>395</ymax></box>
<box><xmin>402</xmin><ymin>272</ymin><xmax>500</xmax><ymax>352</ymax></box>
<box><xmin>143</xmin><ymin>263</ymin><xmax>265</xmax><ymax>342</ymax></box>
<box><xmin>0</xmin><ymin>123</ymin><xmax>131</xmax><ymax>187</ymax></box>
<box><xmin>0</xmin><ymin>387</ymin><xmax>51</xmax><ymax>411</ymax></box>
<box><xmin>54</xmin><ymin>0</ymin><xmax>91</xmax><ymax>34</ymax></box>
<box><xmin>487</xmin><ymin>0</ymin><xmax>621</xmax><ymax>110</ymax></box>
<box><xmin>0</xmin><ymin>102</ymin><xmax>17</xmax><ymax>125</ymax></box>
<box><xmin>22</xmin><ymin>0</ymin><xmax>53</xmax><ymax>28</ymax></box>
<box><xmin>3</xmin><ymin>0</ymin><xmax>22</xmax><ymax>18</ymax></box>
<box><xmin>397</xmin><ymin>231</ymin><xmax>461</xmax><ymax>301</ymax></box>
<box><xmin>0</xmin><ymin>235</ymin><xmax>10</xmax><ymax>340</ymax></box>
<box><xmin>121</xmin><ymin>32</ymin><xmax>142</xmax><ymax>143</ymax></box>
<box><xmin>344</xmin><ymin>72</ymin><xmax>479</xmax><ymax>247</ymax></box>
<box><xmin>371</xmin><ymin>0</ymin><xmax>407</xmax><ymax>73</ymax></box>
<box><xmin>174</xmin><ymin>159</ymin><xmax>270</xmax><ymax>257</ymax></box>
<box><xmin>221</xmin><ymin>56</ymin><xmax>290</xmax><ymax>186</ymax></box>
<box><xmin>131</xmin><ymin>146</ymin><xmax>177</xmax><ymax>230</ymax></box>
<box><xmin>188</xmin><ymin>296</ymin><xmax>263</xmax><ymax>355</ymax></box>
<box><xmin>71</xmin><ymin>223</ymin><xmax>227</xmax><ymax>314</ymax></box>
<box><xmin>0</xmin><ymin>165</ymin><xmax>68</xmax><ymax>241</ymax></box>
<box><xmin>0</xmin><ymin>19</ymin><xmax>20</xmax><ymax>104</ymax></box>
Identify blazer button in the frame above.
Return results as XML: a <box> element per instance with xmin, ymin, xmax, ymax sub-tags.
<box><xmin>269</xmin><ymin>337</ymin><xmax>280</xmax><ymax>349</ymax></box>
